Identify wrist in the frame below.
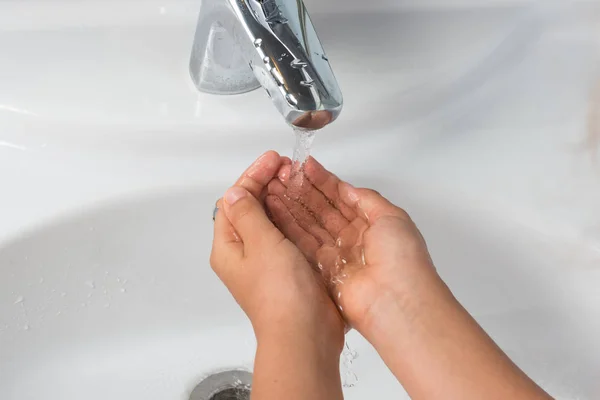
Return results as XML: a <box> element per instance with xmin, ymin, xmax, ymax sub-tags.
<box><xmin>254</xmin><ymin>313</ymin><xmax>344</xmax><ymax>358</ymax></box>
<box><xmin>358</xmin><ymin>273</ymin><xmax>457</xmax><ymax>347</ymax></box>
<box><xmin>256</xmin><ymin>323</ymin><xmax>343</xmax><ymax>364</ymax></box>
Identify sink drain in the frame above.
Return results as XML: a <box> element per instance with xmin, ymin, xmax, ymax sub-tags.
<box><xmin>190</xmin><ymin>370</ymin><xmax>252</xmax><ymax>400</ymax></box>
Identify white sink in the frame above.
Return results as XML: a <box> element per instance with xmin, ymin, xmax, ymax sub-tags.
<box><xmin>1</xmin><ymin>1</ymin><xmax>600</xmax><ymax>399</ymax></box>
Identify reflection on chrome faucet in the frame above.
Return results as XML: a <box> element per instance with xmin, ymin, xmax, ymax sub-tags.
<box><xmin>190</xmin><ymin>0</ymin><xmax>343</xmax><ymax>129</ymax></box>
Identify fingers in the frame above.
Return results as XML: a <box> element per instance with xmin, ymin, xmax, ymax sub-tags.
<box><xmin>339</xmin><ymin>182</ymin><xmax>410</xmax><ymax>224</ymax></box>
<box><xmin>235</xmin><ymin>150</ymin><xmax>283</xmax><ymax>201</ymax></box>
<box><xmin>267</xmin><ymin>178</ymin><xmax>334</xmax><ymax>246</ymax></box>
<box><xmin>302</xmin><ymin>157</ymin><xmax>357</xmax><ymax>221</ymax></box>
<box><xmin>223</xmin><ymin>186</ymin><xmax>284</xmax><ymax>250</ymax></box>
<box><xmin>265</xmin><ymin>195</ymin><xmax>320</xmax><ymax>264</ymax></box>
<box><xmin>277</xmin><ymin>164</ymin><xmax>350</xmax><ymax>238</ymax></box>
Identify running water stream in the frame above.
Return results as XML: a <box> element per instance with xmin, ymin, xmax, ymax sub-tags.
<box><xmin>288</xmin><ymin>126</ymin><xmax>359</xmax><ymax>389</ymax></box>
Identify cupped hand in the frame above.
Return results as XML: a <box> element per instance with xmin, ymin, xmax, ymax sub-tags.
<box><xmin>210</xmin><ymin>151</ymin><xmax>345</xmax><ymax>350</ymax></box>
<box><xmin>265</xmin><ymin>157</ymin><xmax>446</xmax><ymax>336</ymax></box>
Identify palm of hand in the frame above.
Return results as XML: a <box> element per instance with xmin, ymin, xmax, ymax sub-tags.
<box><xmin>264</xmin><ymin>158</ymin><xmax>398</xmax><ymax>328</ymax></box>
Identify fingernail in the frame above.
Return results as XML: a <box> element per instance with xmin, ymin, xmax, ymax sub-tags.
<box><xmin>247</xmin><ymin>151</ymin><xmax>275</xmax><ymax>176</ymax></box>
<box><xmin>342</xmin><ymin>182</ymin><xmax>359</xmax><ymax>203</ymax></box>
<box><xmin>225</xmin><ymin>186</ymin><xmax>248</xmax><ymax>205</ymax></box>
<box><xmin>278</xmin><ymin>169</ymin><xmax>288</xmax><ymax>181</ymax></box>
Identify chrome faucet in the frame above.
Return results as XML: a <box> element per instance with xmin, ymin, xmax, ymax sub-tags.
<box><xmin>189</xmin><ymin>0</ymin><xmax>343</xmax><ymax>130</ymax></box>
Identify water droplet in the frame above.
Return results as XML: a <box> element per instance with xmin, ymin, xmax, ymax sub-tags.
<box><xmin>119</xmin><ymin>288</ymin><xmax>126</xmax><ymax>293</ymax></box>
<box><xmin>23</xmin><ymin>325</ymin><xmax>30</xmax><ymax>331</ymax></box>
<box><xmin>60</xmin><ymin>292</ymin><xmax>67</xmax><ymax>297</ymax></box>
<box><xmin>321</xmin><ymin>54</ymin><xmax>329</xmax><ymax>61</ymax></box>
<box><xmin>56</xmin><ymin>311</ymin><xmax>62</xmax><ymax>316</ymax></box>
<box><xmin>85</xmin><ymin>280</ymin><xmax>95</xmax><ymax>289</ymax></box>
<box><xmin>253</xmin><ymin>38</ymin><xmax>263</xmax><ymax>47</ymax></box>
<box><xmin>341</xmin><ymin>341</ymin><xmax>359</xmax><ymax>388</ymax></box>
<box><xmin>290</xmin><ymin>59</ymin><xmax>307</xmax><ymax>69</ymax></box>
<box><xmin>263</xmin><ymin>56</ymin><xmax>271</xmax><ymax>64</ymax></box>
<box><xmin>362</xmin><ymin>210</ymin><xmax>369</xmax><ymax>221</ymax></box>
<box><xmin>14</xmin><ymin>296</ymin><xmax>24</xmax><ymax>304</ymax></box>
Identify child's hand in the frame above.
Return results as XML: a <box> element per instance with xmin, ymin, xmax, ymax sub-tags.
<box><xmin>210</xmin><ymin>151</ymin><xmax>345</xmax><ymax>350</ymax></box>
<box><xmin>266</xmin><ymin>157</ymin><xmax>444</xmax><ymax>337</ymax></box>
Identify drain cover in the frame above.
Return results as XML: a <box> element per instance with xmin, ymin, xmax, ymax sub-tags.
<box><xmin>209</xmin><ymin>387</ymin><xmax>250</xmax><ymax>400</ymax></box>
<box><xmin>190</xmin><ymin>370</ymin><xmax>252</xmax><ymax>400</ymax></box>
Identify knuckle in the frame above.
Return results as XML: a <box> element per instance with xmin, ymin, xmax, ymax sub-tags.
<box><xmin>393</xmin><ymin>206</ymin><xmax>411</xmax><ymax>220</ymax></box>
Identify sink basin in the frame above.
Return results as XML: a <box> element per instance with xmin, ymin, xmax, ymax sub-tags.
<box><xmin>1</xmin><ymin>183</ymin><xmax>598</xmax><ymax>400</ymax></box>
<box><xmin>2</xmin><ymin>1</ymin><xmax>600</xmax><ymax>399</ymax></box>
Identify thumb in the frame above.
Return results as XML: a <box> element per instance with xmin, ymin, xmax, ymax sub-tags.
<box><xmin>223</xmin><ymin>186</ymin><xmax>284</xmax><ymax>248</ymax></box>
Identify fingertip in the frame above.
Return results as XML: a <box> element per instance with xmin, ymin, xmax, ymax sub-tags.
<box><xmin>339</xmin><ymin>181</ymin><xmax>359</xmax><ymax>205</ymax></box>
<box><xmin>261</xmin><ymin>150</ymin><xmax>281</xmax><ymax>160</ymax></box>
<box><xmin>303</xmin><ymin>156</ymin><xmax>331</xmax><ymax>182</ymax></box>
<box><xmin>237</xmin><ymin>151</ymin><xmax>283</xmax><ymax>198</ymax></box>
<box><xmin>251</xmin><ymin>150</ymin><xmax>282</xmax><ymax>173</ymax></box>
<box><xmin>278</xmin><ymin>164</ymin><xmax>292</xmax><ymax>183</ymax></box>
<box><xmin>281</xmin><ymin>156</ymin><xmax>292</xmax><ymax>165</ymax></box>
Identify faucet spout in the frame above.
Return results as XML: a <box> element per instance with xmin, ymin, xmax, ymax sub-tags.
<box><xmin>190</xmin><ymin>0</ymin><xmax>343</xmax><ymax>129</ymax></box>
